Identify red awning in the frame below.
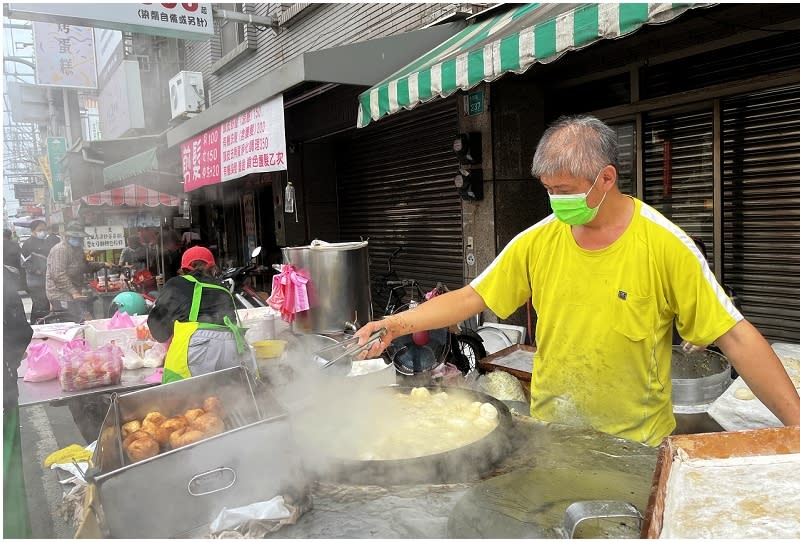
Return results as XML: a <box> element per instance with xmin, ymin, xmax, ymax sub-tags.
<box><xmin>80</xmin><ymin>184</ymin><xmax>180</xmax><ymax>207</ymax></box>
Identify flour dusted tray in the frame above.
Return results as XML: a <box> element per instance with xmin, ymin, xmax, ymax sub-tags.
<box><xmin>641</xmin><ymin>426</ymin><xmax>800</xmax><ymax>538</ymax></box>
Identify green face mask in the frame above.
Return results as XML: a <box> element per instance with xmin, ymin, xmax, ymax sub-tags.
<box><xmin>548</xmin><ymin>171</ymin><xmax>606</xmax><ymax>225</ymax></box>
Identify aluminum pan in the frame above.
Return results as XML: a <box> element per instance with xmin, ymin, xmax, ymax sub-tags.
<box><xmin>88</xmin><ymin>367</ymin><xmax>308</xmax><ymax>539</ymax></box>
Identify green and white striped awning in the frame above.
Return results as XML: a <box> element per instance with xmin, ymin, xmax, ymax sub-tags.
<box><xmin>358</xmin><ymin>3</ymin><xmax>712</xmax><ymax>128</ymax></box>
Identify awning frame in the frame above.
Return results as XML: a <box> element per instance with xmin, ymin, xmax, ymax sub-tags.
<box><xmin>358</xmin><ymin>2</ymin><xmax>715</xmax><ymax>128</ymax></box>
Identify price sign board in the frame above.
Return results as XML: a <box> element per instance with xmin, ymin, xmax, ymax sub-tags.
<box><xmin>84</xmin><ymin>225</ymin><xmax>126</xmax><ymax>250</ymax></box>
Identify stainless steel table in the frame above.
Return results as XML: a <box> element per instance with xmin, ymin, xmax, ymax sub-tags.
<box><xmin>17</xmin><ymin>367</ymin><xmax>159</xmax><ymax>407</ymax></box>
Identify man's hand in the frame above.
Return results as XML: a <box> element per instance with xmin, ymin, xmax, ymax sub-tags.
<box><xmin>72</xmin><ymin>292</ymin><xmax>86</xmax><ymax>300</ymax></box>
<box><xmin>354</xmin><ymin>317</ymin><xmax>400</xmax><ymax>359</ymax></box>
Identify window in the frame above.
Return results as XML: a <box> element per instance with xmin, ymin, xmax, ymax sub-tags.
<box><xmin>211</xmin><ymin>3</ymin><xmax>256</xmax><ymax>74</ymax></box>
<box><xmin>219</xmin><ymin>3</ymin><xmax>245</xmax><ymax>57</ymax></box>
<box><xmin>610</xmin><ymin>122</ymin><xmax>635</xmax><ymax>196</ymax></box>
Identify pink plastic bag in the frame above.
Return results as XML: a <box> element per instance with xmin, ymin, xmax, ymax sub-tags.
<box><xmin>267</xmin><ymin>265</ymin><xmax>310</xmax><ymax>323</ymax></box>
<box><xmin>23</xmin><ymin>342</ymin><xmax>60</xmax><ymax>382</ymax></box>
<box><xmin>108</xmin><ymin>310</ymin><xmax>135</xmax><ymax>329</ymax></box>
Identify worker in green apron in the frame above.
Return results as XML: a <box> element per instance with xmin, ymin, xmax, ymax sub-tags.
<box><xmin>147</xmin><ymin>246</ymin><xmax>252</xmax><ymax>383</ymax></box>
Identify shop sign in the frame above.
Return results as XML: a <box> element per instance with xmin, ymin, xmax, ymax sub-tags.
<box><xmin>84</xmin><ymin>225</ymin><xmax>126</xmax><ymax>250</ymax></box>
<box><xmin>32</xmin><ymin>21</ymin><xmax>98</xmax><ymax>89</ymax></box>
<box><xmin>46</xmin><ymin>137</ymin><xmax>67</xmax><ymax>203</ymax></box>
<box><xmin>180</xmin><ymin>94</ymin><xmax>287</xmax><ymax>192</ymax></box>
<box><xmin>99</xmin><ymin>61</ymin><xmax>146</xmax><ymax>139</ymax></box>
<box><xmin>7</xmin><ymin>3</ymin><xmax>213</xmax><ymax>41</ymax></box>
<box><xmin>13</xmin><ymin>183</ymin><xmax>44</xmax><ymax>206</ymax></box>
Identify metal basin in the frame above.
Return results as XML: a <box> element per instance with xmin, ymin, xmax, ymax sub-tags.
<box><xmin>671</xmin><ymin>347</ymin><xmax>732</xmax><ymax>406</ymax></box>
<box><xmin>310</xmin><ymin>385</ymin><xmax>514</xmax><ymax>485</ymax></box>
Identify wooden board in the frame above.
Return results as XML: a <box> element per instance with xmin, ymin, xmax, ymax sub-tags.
<box><xmin>641</xmin><ymin>426</ymin><xmax>800</xmax><ymax>538</ymax></box>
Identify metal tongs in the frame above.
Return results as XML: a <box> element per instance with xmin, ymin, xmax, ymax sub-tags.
<box><xmin>315</xmin><ymin>328</ymin><xmax>387</xmax><ymax>370</ymax></box>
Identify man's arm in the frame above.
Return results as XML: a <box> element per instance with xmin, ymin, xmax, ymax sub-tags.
<box><xmin>716</xmin><ymin>319</ymin><xmax>800</xmax><ymax>426</ymax></box>
<box><xmin>355</xmin><ymin>285</ymin><xmax>487</xmax><ymax>358</ymax></box>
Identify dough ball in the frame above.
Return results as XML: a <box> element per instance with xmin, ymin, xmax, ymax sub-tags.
<box><xmin>126</xmin><ymin>436</ymin><xmax>159</xmax><ymax>462</ymax></box>
<box><xmin>734</xmin><ymin>388</ymin><xmax>755</xmax><ymax>401</ymax></box>
<box><xmin>143</xmin><ymin>411</ymin><xmax>167</xmax><ymax>426</ymax></box>
<box><xmin>409</xmin><ymin>387</ymin><xmax>431</xmax><ymax>400</ymax></box>
<box><xmin>479</xmin><ymin>402</ymin><xmax>499</xmax><ymax>420</ymax></box>
<box><xmin>203</xmin><ymin>396</ymin><xmax>224</xmax><ymax>417</ymax></box>
<box><xmin>184</xmin><ymin>408</ymin><xmax>205</xmax><ymax>422</ymax></box>
<box><xmin>121</xmin><ymin>420</ymin><xmax>141</xmax><ymax>439</ymax></box>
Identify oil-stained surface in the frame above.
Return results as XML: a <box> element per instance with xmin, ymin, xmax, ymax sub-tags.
<box><xmin>258</xmin><ymin>416</ymin><xmax>657</xmax><ymax>539</ymax></box>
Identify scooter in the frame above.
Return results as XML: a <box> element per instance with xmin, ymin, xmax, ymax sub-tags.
<box><xmin>220</xmin><ymin>246</ymin><xmax>269</xmax><ymax>309</ymax></box>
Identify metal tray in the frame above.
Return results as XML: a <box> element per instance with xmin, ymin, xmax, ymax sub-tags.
<box><xmin>88</xmin><ymin>366</ymin><xmax>307</xmax><ymax>538</ymax></box>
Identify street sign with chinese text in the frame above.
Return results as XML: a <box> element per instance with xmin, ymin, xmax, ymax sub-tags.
<box><xmin>33</xmin><ymin>21</ymin><xmax>98</xmax><ymax>88</ymax></box>
<box><xmin>181</xmin><ymin>94</ymin><xmax>287</xmax><ymax>192</ymax></box>
<box><xmin>46</xmin><ymin>137</ymin><xmax>67</xmax><ymax>202</ymax></box>
<box><xmin>8</xmin><ymin>4</ymin><xmax>214</xmax><ymax>40</ymax></box>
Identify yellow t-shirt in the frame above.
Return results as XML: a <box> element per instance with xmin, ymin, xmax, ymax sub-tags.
<box><xmin>470</xmin><ymin>197</ymin><xmax>742</xmax><ymax>446</ymax></box>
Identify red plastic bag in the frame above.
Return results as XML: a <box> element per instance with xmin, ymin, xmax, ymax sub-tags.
<box><xmin>23</xmin><ymin>342</ymin><xmax>60</xmax><ymax>382</ymax></box>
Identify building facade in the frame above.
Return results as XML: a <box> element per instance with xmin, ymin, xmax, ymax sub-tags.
<box><xmin>169</xmin><ymin>3</ymin><xmax>800</xmax><ymax>342</ymax></box>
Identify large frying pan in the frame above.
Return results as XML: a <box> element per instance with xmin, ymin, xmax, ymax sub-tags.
<box><xmin>314</xmin><ymin>385</ymin><xmax>514</xmax><ymax>485</ymax></box>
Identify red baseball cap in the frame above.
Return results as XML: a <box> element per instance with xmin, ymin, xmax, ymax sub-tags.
<box><xmin>181</xmin><ymin>246</ymin><xmax>215</xmax><ymax>269</ymax></box>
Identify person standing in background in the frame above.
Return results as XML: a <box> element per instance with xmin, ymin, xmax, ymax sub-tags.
<box><xmin>3</xmin><ymin>227</ymin><xmax>22</xmax><ymax>274</ymax></box>
<box><xmin>46</xmin><ymin>221</ymin><xmax>111</xmax><ymax>319</ymax></box>
<box><xmin>3</xmin><ymin>263</ymin><xmax>33</xmax><ymax>538</ymax></box>
<box><xmin>21</xmin><ymin>220</ymin><xmax>60</xmax><ymax>323</ymax></box>
<box><xmin>118</xmin><ymin>234</ymin><xmax>148</xmax><ymax>271</ymax></box>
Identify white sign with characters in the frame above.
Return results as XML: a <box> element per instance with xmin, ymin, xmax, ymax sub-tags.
<box><xmin>84</xmin><ymin>226</ymin><xmax>126</xmax><ymax>251</ymax></box>
<box><xmin>8</xmin><ymin>3</ymin><xmax>214</xmax><ymax>40</ymax></box>
<box><xmin>33</xmin><ymin>21</ymin><xmax>98</xmax><ymax>88</ymax></box>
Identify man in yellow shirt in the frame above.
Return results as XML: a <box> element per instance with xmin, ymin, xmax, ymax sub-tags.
<box><xmin>355</xmin><ymin>115</ymin><xmax>800</xmax><ymax>446</ymax></box>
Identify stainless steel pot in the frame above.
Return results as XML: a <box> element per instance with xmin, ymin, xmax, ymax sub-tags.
<box><xmin>282</xmin><ymin>240</ymin><xmax>372</xmax><ymax>334</ymax></box>
<box><xmin>313</xmin><ymin>385</ymin><xmax>514</xmax><ymax>485</ymax></box>
<box><xmin>87</xmin><ymin>367</ymin><xmax>308</xmax><ymax>539</ymax></box>
<box><xmin>671</xmin><ymin>346</ymin><xmax>732</xmax><ymax>406</ymax></box>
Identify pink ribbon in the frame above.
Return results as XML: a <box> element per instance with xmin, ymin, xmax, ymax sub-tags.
<box><xmin>267</xmin><ymin>265</ymin><xmax>310</xmax><ymax>323</ymax></box>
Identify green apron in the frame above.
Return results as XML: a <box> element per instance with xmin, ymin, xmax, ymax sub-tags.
<box><xmin>162</xmin><ymin>275</ymin><xmax>248</xmax><ymax>383</ymax></box>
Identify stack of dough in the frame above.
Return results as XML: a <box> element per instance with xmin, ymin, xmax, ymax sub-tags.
<box><xmin>121</xmin><ymin>396</ymin><xmax>226</xmax><ymax>463</ymax></box>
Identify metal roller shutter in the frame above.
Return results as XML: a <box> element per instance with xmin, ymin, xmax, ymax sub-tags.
<box><xmin>337</xmin><ymin>98</ymin><xmax>463</xmax><ymax>315</ymax></box>
<box><xmin>722</xmin><ymin>85</ymin><xmax>800</xmax><ymax>342</ymax></box>
<box><xmin>643</xmin><ymin>111</ymin><xmax>715</xmax><ymax>269</ymax></box>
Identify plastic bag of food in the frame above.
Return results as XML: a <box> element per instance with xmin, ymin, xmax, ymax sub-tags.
<box><xmin>121</xmin><ymin>339</ymin><xmax>165</xmax><ymax>370</ymax></box>
<box><xmin>59</xmin><ymin>341</ymin><xmax>124</xmax><ymax>391</ymax></box>
<box><xmin>23</xmin><ymin>342</ymin><xmax>60</xmax><ymax>382</ymax></box>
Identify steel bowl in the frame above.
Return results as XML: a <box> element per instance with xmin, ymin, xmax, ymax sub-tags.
<box><xmin>671</xmin><ymin>346</ymin><xmax>732</xmax><ymax>406</ymax></box>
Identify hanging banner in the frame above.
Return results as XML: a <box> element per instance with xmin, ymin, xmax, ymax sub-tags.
<box><xmin>46</xmin><ymin>137</ymin><xmax>67</xmax><ymax>202</ymax></box>
<box><xmin>180</xmin><ymin>94</ymin><xmax>287</xmax><ymax>192</ymax></box>
<box><xmin>33</xmin><ymin>21</ymin><xmax>98</xmax><ymax>89</ymax></box>
<box><xmin>84</xmin><ymin>225</ymin><xmax>126</xmax><ymax>250</ymax></box>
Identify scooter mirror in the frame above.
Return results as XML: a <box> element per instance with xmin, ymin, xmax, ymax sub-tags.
<box><xmin>251</xmin><ymin>246</ymin><xmax>262</xmax><ymax>259</ymax></box>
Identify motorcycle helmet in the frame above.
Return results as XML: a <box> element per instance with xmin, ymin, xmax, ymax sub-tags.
<box><xmin>111</xmin><ymin>291</ymin><xmax>147</xmax><ymax>316</ymax></box>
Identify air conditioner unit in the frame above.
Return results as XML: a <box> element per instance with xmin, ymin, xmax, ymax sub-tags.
<box><xmin>169</xmin><ymin>71</ymin><xmax>205</xmax><ymax>119</ymax></box>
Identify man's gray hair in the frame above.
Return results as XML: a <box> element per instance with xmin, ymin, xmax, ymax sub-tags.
<box><xmin>530</xmin><ymin>115</ymin><xmax>619</xmax><ymax>180</ymax></box>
